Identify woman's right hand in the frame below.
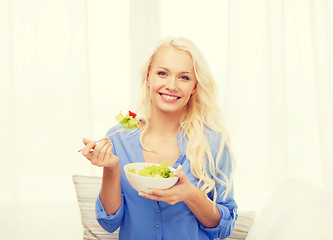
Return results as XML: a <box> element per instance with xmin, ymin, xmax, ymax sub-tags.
<box><xmin>81</xmin><ymin>138</ymin><xmax>119</xmax><ymax>168</ymax></box>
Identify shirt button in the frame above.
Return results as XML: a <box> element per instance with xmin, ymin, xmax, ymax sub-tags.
<box><xmin>156</xmin><ymin>224</ymin><xmax>159</xmax><ymax>228</ymax></box>
<box><xmin>156</xmin><ymin>209</ymin><xmax>159</xmax><ymax>213</ymax></box>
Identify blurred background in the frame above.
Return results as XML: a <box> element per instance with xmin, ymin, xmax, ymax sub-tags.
<box><xmin>1</xmin><ymin>0</ymin><xmax>332</xmax><ymax>239</ymax></box>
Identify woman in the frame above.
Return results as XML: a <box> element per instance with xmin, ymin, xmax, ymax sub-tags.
<box><xmin>81</xmin><ymin>36</ymin><xmax>238</xmax><ymax>240</ymax></box>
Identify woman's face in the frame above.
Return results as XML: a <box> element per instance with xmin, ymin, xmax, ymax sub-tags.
<box><xmin>147</xmin><ymin>47</ymin><xmax>197</xmax><ymax>116</ymax></box>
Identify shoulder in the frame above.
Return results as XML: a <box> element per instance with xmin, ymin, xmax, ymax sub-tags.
<box><xmin>203</xmin><ymin>126</ymin><xmax>222</xmax><ymax>146</ymax></box>
<box><xmin>203</xmin><ymin>126</ymin><xmax>231</xmax><ymax>159</ymax></box>
<box><xmin>204</xmin><ymin>126</ymin><xmax>234</xmax><ymax>174</ymax></box>
<box><xmin>106</xmin><ymin>124</ymin><xmax>140</xmax><ymax>142</ymax></box>
<box><xmin>106</xmin><ymin>124</ymin><xmax>123</xmax><ymax>137</ymax></box>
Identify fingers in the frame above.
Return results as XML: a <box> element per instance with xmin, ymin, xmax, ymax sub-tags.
<box><xmin>82</xmin><ymin>138</ymin><xmax>91</xmax><ymax>145</ymax></box>
<box><xmin>175</xmin><ymin>170</ymin><xmax>185</xmax><ymax>178</ymax></box>
<box><xmin>81</xmin><ymin>139</ymin><xmax>96</xmax><ymax>160</ymax></box>
<box><xmin>175</xmin><ymin>171</ymin><xmax>188</xmax><ymax>184</ymax></box>
<box><xmin>142</xmin><ymin>187</ymin><xmax>176</xmax><ymax>199</ymax></box>
<box><xmin>139</xmin><ymin>190</ymin><xmax>161</xmax><ymax>200</ymax></box>
<box><xmin>138</xmin><ymin>171</ymin><xmax>191</xmax><ymax>205</ymax></box>
<box><xmin>81</xmin><ymin>137</ymin><xmax>113</xmax><ymax>166</ymax></box>
<box><xmin>91</xmin><ymin>139</ymin><xmax>111</xmax><ymax>166</ymax></box>
<box><xmin>98</xmin><ymin>140</ymin><xmax>113</xmax><ymax>165</ymax></box>
<box><xmin>144</xmin><ymin>188</ymin><xmax>167</xmax><ymax>197</ymax></box>
<box><xmin>139</xmin><ymin>189</ymin><xmax>178</xmax><ymax>205</ymax></box>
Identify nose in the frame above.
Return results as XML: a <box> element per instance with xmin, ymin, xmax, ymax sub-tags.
<box><xmin>165</xmin><ymin>76</ymin><xmax>178</xmax><ymax>91</ymax></box>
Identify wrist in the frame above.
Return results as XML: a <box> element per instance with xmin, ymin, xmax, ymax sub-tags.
<box><xmin>104</xmin><ymin>155</ymin><xmax>120</xmax><ymax>169</ymax></box>
<box><xmin>184</xmin><ymin>184</ymin><xmax>202</xmax><ymax>205</ymax></box>
<box><xmin>103</xmin><ymin>163</ymin><xmax>120</xmax><ymax>175</ymax></box>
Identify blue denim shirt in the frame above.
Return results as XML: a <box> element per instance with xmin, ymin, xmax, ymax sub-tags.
<box><xmin>96</xmin><ymin>124</ymin><xmax>238</xmax><ymax>240</ymax></box>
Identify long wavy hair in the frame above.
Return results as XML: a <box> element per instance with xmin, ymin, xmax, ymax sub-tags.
<box><xmin>136</xmin><ymin>36</ymin><xmax>235</xmax><ymax>203</ymax></box>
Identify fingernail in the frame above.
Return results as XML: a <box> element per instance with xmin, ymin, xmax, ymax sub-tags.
<box><xmin>138</xmin><ymin>192</ymin><xmax>143</xmax><ymax>196</ymax></box>
<box><xmin>146</xmin><ymin>190</ymin><xmax>152</xmax><ymax>194</ymax></box>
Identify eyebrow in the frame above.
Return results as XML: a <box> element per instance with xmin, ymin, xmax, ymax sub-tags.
<box><xmin>157</xmin><ymin>67</ymin><xmax>193</xmax><ymax>75</ymax></box>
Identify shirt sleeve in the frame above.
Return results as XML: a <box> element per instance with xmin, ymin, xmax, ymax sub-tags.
<box><xmin>199</xmin><ymin>188</ymin><xmax>238</xmax><ymax>239</ymax></box>
<box><xmin>95</xmin><ymin>193</ymin><xmax>125</xmax><ymax>233</ymax></box>
<box><xmin>199</xmin><ymin>130</ymin><xmax>238</xmax><ymax>239</ymax></box>
<box><xmin>95</xmin><ymin>124</ymin><xmax>126</xmax><ymax>233</ymax></box>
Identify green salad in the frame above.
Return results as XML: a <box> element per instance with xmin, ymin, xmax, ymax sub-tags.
<box><xmin>115</xmin><ymin>111</ymin><xmax>139</xmax><ymax>130</ymax></box>
<box><xmin>127</xmin><ymin>162</ymin><xmax>182</xmax><ymax>178</ymax></box>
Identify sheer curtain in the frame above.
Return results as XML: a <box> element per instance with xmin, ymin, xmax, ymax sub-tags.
<box><xmin>0</xmin><ymin>0</ymin><xmax>132</xmax><ymax>239</ymax></box>
<box><xmin>0</xmin><ymin>0</ymin><xmax>94</xmax><ymax>239</ymax></box>
<box><xmin>1</xmin><ymin>0</ymin><xmax>332</xmax><ymax>239</ymax></box>
<box><xmin>225</xmin><ymin>0</ymin><xmax>333</xmax><ymax>210</ymax></box>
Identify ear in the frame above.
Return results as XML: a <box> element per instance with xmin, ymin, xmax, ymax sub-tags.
<box><xmin>191</xmin><ymin>82</ymin><xmax>197</xmax><ymax>95</ymax></box>
<box><xmin>146</xmin><ymin>74</ymin><xmax>150</xmax><ymax>87</ymax></box>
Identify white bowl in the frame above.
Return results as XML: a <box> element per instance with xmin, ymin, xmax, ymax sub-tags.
<box><xmin>124</xmin><ymin>162</ymin><xmax>178</xmax><ymax>193</ymax></box>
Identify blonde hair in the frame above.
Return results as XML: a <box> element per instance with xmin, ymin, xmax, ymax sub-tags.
<box><xmin>136</xmin><ymin>36</ymin><xmax>235</xmax><ymax>203</ymax></box>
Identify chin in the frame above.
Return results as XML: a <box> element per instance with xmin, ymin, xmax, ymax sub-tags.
<box><xmin>156</xmin><ymin>105</ymin><xmax>183</xmax><ymax>115</ymax></box>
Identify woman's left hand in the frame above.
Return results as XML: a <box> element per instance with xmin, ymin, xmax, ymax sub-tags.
<box><xmin>138</xmin><ymin>171</ymin><xmax>198</xmax><ymax>205</ymax></box>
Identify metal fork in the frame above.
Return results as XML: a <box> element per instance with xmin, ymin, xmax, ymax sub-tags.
<box><xmin>78</xmin><ymin>128</ymin><xmax>138</xmax><ymax>152</ymax></box>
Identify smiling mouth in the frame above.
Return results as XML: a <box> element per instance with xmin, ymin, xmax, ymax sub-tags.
<box><xmin>159</xmin><ymin>93</ymin><xmax>181</xmax><ymax>100</ymax></box>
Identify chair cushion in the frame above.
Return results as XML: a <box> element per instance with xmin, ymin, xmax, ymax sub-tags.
<box><xmin>73</xmin><ymin>175</ymin><xmax>119</xmax><ymax>239</ymax></box>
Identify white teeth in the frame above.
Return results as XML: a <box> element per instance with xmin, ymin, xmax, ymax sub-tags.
<box><xmin>162</xmin><ymin>94</ymin><xmax>178</xmax><ymax>100</ymax></box>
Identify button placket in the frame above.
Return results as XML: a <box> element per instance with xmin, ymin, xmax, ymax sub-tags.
<box><xmin>156</xmin><ymin>207</ymin><xmax>160</xmax><ymax>229</ymax></box>
<box><xmin>155</xmin><ymin>203</ymin><xmax>161</xmax><ymax>233</ymax></box>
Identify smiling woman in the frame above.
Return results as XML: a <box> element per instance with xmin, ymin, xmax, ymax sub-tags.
<box><xmin>81</xmin><ymin>36</ymin><xmax>237</xmax><ymax>240</ymax></box>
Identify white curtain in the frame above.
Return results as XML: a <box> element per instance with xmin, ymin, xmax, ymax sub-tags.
<box><xmin>225</xmin><ymin>0</ymin><xmax>333</xmax><ymax>210</ymax></box>
<box><xmin>0</xmin><ymin>0</ymin><xmax>133</xmax><ymax>239</ymax></box>
<box><xmin>1</xmin><ymin>0</ymin><xmax>332</xmax><ymax>239</ymax></box>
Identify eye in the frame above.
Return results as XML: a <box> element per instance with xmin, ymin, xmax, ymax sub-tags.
<box><xmin>158</xmin><ymin>71</ymin><xmax>167</xmax><ymax>77</ymax></box>
<box><xmin>180</xmin><ymin>75</ymin><xmax>190</xmax><ymax>80</ymax></box>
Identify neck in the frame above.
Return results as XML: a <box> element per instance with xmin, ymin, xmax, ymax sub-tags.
<box><xmin>146</xmin><ymin>110</ymin><xmax>182</xmax><ymax>137</ymax></box>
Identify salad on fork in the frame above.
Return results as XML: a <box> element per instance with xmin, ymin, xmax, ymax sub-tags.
<box><xmin>78</xmin><ymin>111</ymin><xmax>139</xmax><ymax>152</ymax></box>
